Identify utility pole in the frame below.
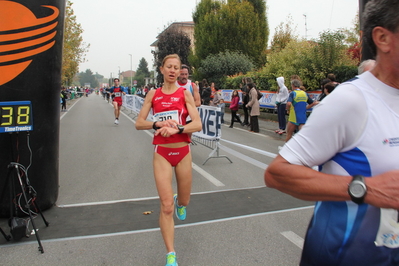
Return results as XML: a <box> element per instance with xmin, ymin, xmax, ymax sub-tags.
<box><xmin>303</xmin><ymin>14</ymin><xmax>308</xmax><ymax>40</ymax></box>
<box><xmin>129</xmin><ymin>54</ymin><xmax>133</xmax><ymax>91</ymax></box>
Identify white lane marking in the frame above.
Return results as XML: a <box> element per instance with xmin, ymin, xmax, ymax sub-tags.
<box><xmin>0</xmin><ymin>206</ymin><xmax>313</xmax><ymax>247</ymax></box>
<box><xmin>58</xmin><ymin>185</ymin><xmax>262</xmax><ymax>208</ymax></box>
<box><xmin>192</xmin><ymin>163</ymin><xmax>225</xmax><ymax>186</ymax></box>
<box><xmin>281</xmin><ymin>231</ymin><xmax>304</xmax><ymax>249</ymax></box>
<box><xmin>219</xmin><ymin>143</ymin><xmax>268</xmax><ymax>169</ymax></box>
<box><xmin>123</xmin><ymin>112</ymin><xmax>225</xmax><ymax>187</ymax></box>
<box><xmin>60</xmin><ymin>98</ymin><xmax>81</xmax><ymax>120</ymax></box>
<box><xmin>220</xmin><ymin>138</ymin><xmax>277</xmax><ymax>159</ymax></box>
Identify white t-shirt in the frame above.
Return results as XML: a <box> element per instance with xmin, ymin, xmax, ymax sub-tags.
<box><xmin>281</xmin><ymin>71</ymin><xmax>399</xmax><ymax>264</ymax></box>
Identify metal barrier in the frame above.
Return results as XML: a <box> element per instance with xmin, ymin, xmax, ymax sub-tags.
<box><xmin>192</xmin><ymin>135</ymin><xmax>232</xmax><ymax>165</ymax></box>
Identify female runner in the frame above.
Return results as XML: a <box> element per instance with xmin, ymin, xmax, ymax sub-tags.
<box><xmin>135</xmin><ymin>54</ymin><xmax>202</xmax><ymax>266</ymax></box>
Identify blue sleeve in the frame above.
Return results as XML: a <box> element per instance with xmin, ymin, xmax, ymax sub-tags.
<box><xmin>287</xmin><ymin>91</ymin><xmax>294</xmax><ymax>103</ymax></box>
<box><xmin>109</xmin><ymin>87</ymin><xmax>114</xmax><ymax>93</ymax></box>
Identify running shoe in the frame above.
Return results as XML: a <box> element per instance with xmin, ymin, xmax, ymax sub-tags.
<box><xmin>165</xmin><ymin>252</ymin><xmax>178</xmax><ymax>266</ymax></box>
<box><xmin>114</xmin><ymin>119</ymin><xmax>119</xmax><ymax>125</ymax></box>
<box><xmin>174</xmin><ymin>194</ymin><xmax>186</xmax><ymax>221</ymax></box>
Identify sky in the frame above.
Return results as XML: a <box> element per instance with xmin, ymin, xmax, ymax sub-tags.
<box><xmin>72</xmin><ymin>0</ymin><xmax>359</xmax><ymax>79</ymax></box>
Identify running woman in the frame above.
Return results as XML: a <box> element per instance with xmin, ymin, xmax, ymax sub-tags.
<box><xmin>135</xmin><ymin>54</ymin><xmax>201</xmax><ymax>266</ymax></box>
<box><xmin>109</xmin><ymin>78</ymin><xmax>126</xmax><ymax>125</ymax></box>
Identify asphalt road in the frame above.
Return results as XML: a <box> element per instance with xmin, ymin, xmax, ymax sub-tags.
<box><xmin>0</xmin><ymin>93</ymin><xmax>314</xmax><ymax>266</ymax></box>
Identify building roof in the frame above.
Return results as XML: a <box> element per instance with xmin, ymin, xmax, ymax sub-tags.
<box><xmin>150</xmin><ymin>21</ymin><xmax>194</xmax><ymax>47</ymax></box>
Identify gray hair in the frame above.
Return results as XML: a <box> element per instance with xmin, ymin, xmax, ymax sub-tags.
<box><xmin>362</xmin><ymin>0</ymin><xmax>399</xmax><ymax>58</ymax></box>
<box><xmin>291</xmin><ymin>79</ymin><xmax>301</xmax><ymax>88</ymax></box>
<box><xmin>358</xmin><ymin>59</ymin><xmax>376</xmax><ymax>74</ymax></box>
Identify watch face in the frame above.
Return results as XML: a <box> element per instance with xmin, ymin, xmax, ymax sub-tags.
<box><xmin>350</xmin><ymin>181</ymin><xmax>366</xmax><ymax>197</ymax></box>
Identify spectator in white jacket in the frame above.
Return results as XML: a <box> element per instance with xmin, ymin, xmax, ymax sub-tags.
<box><xmin>275</xmin><ymin>77</ymin><xmax>289</xmax><ymax>134</ymax></box>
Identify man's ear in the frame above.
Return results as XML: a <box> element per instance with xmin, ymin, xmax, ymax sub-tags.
<box><xmin>372</xmin><ymin>26</ymin><xmax>391</xmax><ymax>54</ymax></box>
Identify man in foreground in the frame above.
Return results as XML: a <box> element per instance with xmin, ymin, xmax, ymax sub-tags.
<box><xmin>265</xmin><ymin>0</ymin><xmax>399</xmax><ymax>265</ymax></box>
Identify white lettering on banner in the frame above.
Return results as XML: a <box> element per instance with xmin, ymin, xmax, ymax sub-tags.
<box><xmin>193</xmin><ymin>106</ymin><xmax>221</xmax><ymax>140</ymax></box>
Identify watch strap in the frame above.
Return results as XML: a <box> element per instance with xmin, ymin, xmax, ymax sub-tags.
<box><xmin>153</xmin><ymin>121</ymin><xmax>160</xmax><ymax>130</ymax></box>
<box><xmin>177</xmin><ymin>125</ymin><xmax>184</xmax><ymax>134</ymax></box>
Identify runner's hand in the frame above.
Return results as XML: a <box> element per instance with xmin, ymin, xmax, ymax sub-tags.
<box><xmin>155</xmin><ymin>126</ymin><xmax>178</xmax><ymax>137</ymax></box>
<box><xmin>366</xmin><ymin>170</ymin><xmax>399</xmax><ymax>209</ymax></box>
<box><xmin>157</xmin><ymin>119</ymin><xmax>179</xmax><ymax>129</ymax></box>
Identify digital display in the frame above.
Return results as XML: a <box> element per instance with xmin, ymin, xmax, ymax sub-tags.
<box><xmin>0</xmin><ymin>101</ymin><xmax>33</xmax><ymax>133</ymax></box>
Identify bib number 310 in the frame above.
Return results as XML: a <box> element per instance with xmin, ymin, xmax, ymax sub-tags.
<box><xmin>153</xmin><ymin>110</ymin><xmax>179</xmax><ymax>122</ymax></box>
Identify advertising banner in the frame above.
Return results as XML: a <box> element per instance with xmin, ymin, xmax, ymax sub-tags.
<box><xmin>193</xmin><ymin>105</ymin><xmax>222</xmax><ymax>140</ymax></box>
<box><xmin>0</xmin><ymin>0</ymin><xmax>66</xmax><ymax>215</ymax></box>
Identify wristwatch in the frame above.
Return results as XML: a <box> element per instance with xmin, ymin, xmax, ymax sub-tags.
<box><xmin>348</xmin><ymin>175</ymin><xmax>367</xmax><ymax>204</ymax></box>
<box><xmin>152</xmin><ymin>121</ymin><xmax>160</xmax><ymax>130</ymax></box>
<box><xmin>177</xmin><ymin>124</ymin><xmax>184</xmax><ymax>134</ymax></box>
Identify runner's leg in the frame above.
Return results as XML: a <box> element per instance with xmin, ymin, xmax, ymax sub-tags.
<box><xmin>153</xmin><ymin>152</ymin><xmax>175</xmax><ymax>253</ymax></box>
<box><xmin>174</xmin><ymin>150</ymin><xmax>192</xmax><ymax>207</ymax></box>
<box><xmin>285</xmin><ymin>122</ymin><xmax>296</xmax><ymax>142</ymax></box>
<box><xmin>113</xmin><ymin>102</ymin><xmax>119</xmax><ymax>118</ymax></box>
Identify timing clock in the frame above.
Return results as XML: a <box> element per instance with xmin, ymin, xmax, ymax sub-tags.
<box><xmin>0</xmin><ymin>101</ymin><xmax>33</xmax><ymax>133</ymax></box>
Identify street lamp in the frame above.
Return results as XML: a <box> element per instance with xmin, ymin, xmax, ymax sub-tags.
<box><xmin>129</xmin><ymin>54</ymin><xmax>133</xmax><ymax>92</ymax></box>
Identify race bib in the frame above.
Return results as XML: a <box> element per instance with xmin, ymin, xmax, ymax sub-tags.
<box><xmin>114</xmin><ymin>92</ymin><xmax>121</xmax><ymax>97</ymax></box>
<box><xmin>375</xmin><ymin>208</ymin><xmax>399</xmax><ymax>248</ymax></box>
<box><xmin>153</xmin><ymin>110</ymin><xmax>179</xmax><ymax>122</ymax></box>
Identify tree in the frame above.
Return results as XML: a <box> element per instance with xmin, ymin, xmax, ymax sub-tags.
<box><xmin>62</xmin><ymin>1</ymin><xmax>89</xmax><ymax>86</ymax></box>
<box><xmin>153</xmin><ymin>26</ymin><xmax>192</xmax><ymax>84</ymax></box>
<box><xmin>78</xmin><ymin>69</ymin><xmax>98</xmax><ymax>88</ymax></box>
<box><xmin>270</xmin><ymin>16</ymin><xmax>298</xmax><ymax>53</ymax></box>
<box><xmin>343</xmin><ymin>13</ymin><xmax>361</xmax><ymax>64</ymax></box>
<box><xmin>193</xmin><ymin>0</ymin><xmax>268</xmax><ymax>68</ymax></box>
<box><xmin>238</xmin><ymin>29</ymin><xmax>358</xmax><ymax>91</ymax></box>
<box><xmin>198</xmin><ymin>51</ymin><xmax>254</xmax><ymax>88</ymax></box>
<box><xmin>311</xmin><ymin>30</ymin><xmax>355</xmax><ymax>75</ymax></box>
<box><xmin>133</xmin><ymin>58</ymin><xmax>150</xmax><ymax>88</ymax></box>
<box><xmin>135</xmin><ymin>58</ymin><xmax>150</xmax><ymax>77</ymax></box>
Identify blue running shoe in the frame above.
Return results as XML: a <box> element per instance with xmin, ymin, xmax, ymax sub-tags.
<box><xmin>174</xmin><ymin>194</ymin><xmax>186</xmax><ymax>221</ymax></box>
<box><xmin>165</xmin><ymin>252</ymin><xmax>178</xmax><ymax>266</ymax></box>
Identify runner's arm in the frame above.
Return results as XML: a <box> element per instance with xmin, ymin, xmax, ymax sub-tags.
<box><xmin>181</xmin><ymin>90</ymin><xmax>202</xmax><ymax>134</ymax></box>
<box><xmin>265</xmin><ymin>154</ymin><xmax>399</xmax><ymax>209</ymax></box>
<box><xmin>135</xmin><ymin>90</ymin><xmax>156</xmax><ymax>130</ymax></box>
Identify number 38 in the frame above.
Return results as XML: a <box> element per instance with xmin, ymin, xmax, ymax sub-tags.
<box><xmin>1</xmin><ymin>106</ymin><xmax>30</xmax><ymax>126</ymax></box>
